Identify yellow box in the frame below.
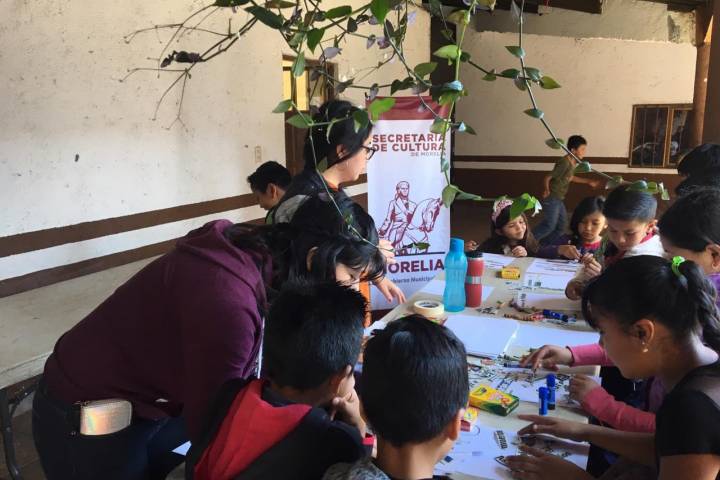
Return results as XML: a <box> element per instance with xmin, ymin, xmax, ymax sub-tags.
<box><xmin>469</xmin><ymin>384</ymin><xmax>519</xmax><ymax>416</ymax></box>
<box><xmin>500</xmin><ymin>266</ymin><xmax>521</xmax><ymax>280</ymax></box>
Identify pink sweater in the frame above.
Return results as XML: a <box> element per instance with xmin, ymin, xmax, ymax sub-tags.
<box><xmin>568</xmin><ymin>344</ymin><xmax>658</xmax><ymax>433</ymax></box>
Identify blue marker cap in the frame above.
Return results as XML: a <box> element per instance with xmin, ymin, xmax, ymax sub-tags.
<box><xmin>546</xmin><ymin>375</ymin><xmax>557</xmax><ymax>410</ymax></box>
<box><xmin>538</xmin><ymin>387</ymin><xmax>549</xmax><ymax>415</ymax></box>
<box><xmin>546</xmin><ymin>374</ymin><xmax>556</xmax><ymax>388</ymax></box>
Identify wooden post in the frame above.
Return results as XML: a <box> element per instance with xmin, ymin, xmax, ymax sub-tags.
<box><xmin>704</xmin><ymin>2</ymin><xmax>720</xmax><ymax>143</ymax></box>
<box><xmin>688</xmin><ymin>4</ymin><xmax>713</xmax><ymax>146</ymax></box>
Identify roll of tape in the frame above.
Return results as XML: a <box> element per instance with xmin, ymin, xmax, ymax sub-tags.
<box><xmin>413</xmin><ymin>300</ymin><xmax>445</xmax><ymax>320</ymax></box>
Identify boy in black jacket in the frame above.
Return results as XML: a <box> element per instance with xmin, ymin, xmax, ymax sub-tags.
<box><xmin>187</xmin><ymin>281</ymin><xmax>370</xmax><ymax>480</ymax></box>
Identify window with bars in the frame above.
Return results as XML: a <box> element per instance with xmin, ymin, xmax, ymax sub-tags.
<box><xmin>629</xmin><ymin>104</ymin><xmax>693</xmax><ymax>168</ymax></box>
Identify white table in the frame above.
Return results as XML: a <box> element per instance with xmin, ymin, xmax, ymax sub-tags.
<box><xmin>0</xmin><ymin>258</ymin><xmax>155</xmax><ymax>480</ymax></box>
<box><xmin>373</xmin><ymin>256</ymin><xmax>598</xmax><ymax>479</ymax></box>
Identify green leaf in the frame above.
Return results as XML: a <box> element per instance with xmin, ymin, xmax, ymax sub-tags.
<box><xmin>505</xmin><ymin>45</ymin><xmax>525</xmax><ymax>58</ymax></box>
<box><xmin>414</xmin><ymin>62</ymin><xmax>438</xmax><ymax>78</ymax></box>
<box><xmin>524</xmin><ymin>67</ymin><xmax>542</xmax><ymax>81</ymax></box>
<box><xmin>371</xmin><ymin>0</ymin><xmax>390</xmax><ymax>24</ymax></box>
<box><xmin>509</xmin><ymin>193</ymin><xmax>539</xmax><ymax>219</ymax></box>
<box><xmin>325</xmin><ymin>5</ymin><xmax>352</xmax><ymax>18</ymax></box>
<box><xmin>606</xmin><ymin>175</ymin><xmax>623</xmax><ymax>190</ymax></box>
<box><xmin>291</xmin><ymin>52</ymin><xmax>305</xmax><ymax>77</ymax></box>
<box><xmin>574</xmin><ymin>161</ymin><xmax>593</xmax><ymax>174</ymax></box>
<box><xmin>514</xmin><ymin>77</ymin><xmax>527</xmax><ymax>91</ymax></box>
<box><xmin>347</xmin><ymin>17</ymin><xmax>358</xmax><ymax>32</ymax></box>
<box><xmin>430</xmin><ymin>118</ymin><xmax>450</xmax><ymax>135</ymax></box>
<box><xmin>287</xmin><ymin>32</ymin><xmax>304</xmax><ymax>48</ymax></box>
<box><xmin>246</xmin><ymin>6</ymin><xmax>284</xmax><ymax>29</ymax></box>
<box><xmin>316</xmin><ymin>157</ymin><xmax>329</xmax><ymax>173</ymax></box>
<box><xmin>482</xmin><ymin>69</ymin><xmax>497</xmax><ymax>81</ymax></box>
<box><xmin>440</xmin><ymin>154</ymin><xmax>450</xmax><ymax>172</ymax></box>
<box><xmin>661</xmin><ymin>186</ymin><xmax>670</xmax><ymax>201</ymax></box>
<box><xmin>264</xmin><ymin>0</ymin><xmax>296</xmax><ymax>8</ymax></box>
<box><xmin>540</xmin><ymin>76</ymin><xmax>561</xmax><ymax>89</ymax></box>
<box><xmin>214</xmin><ymin>0</ymin><xmax>250</xmax><ymax>6</ymax></box>
<box><xmin>306</xmin><ymin>28</ymin><xmax>324</xmax><ymax>52</ymax></box>
<box><xmin>447</xmin><ymin>9</ymin><xmax>470</xmax><ymax>25</ymax></box>
<box><xmin>524</xmin><ymin>108</ymin><xmax>544</xmax><ymax>119</ymax></box>
<box><xmin>286</xmin><ymin>114</ymin><xmax>311</xmax><ymax>129</ymax></box>
<box><xmin>499</xmin><ymin>68</ymin><xmax>520</xmax><ymax>79</ymax></box>
<box><xmin>413</xmin><ymin>242</ymin><xmax>430</xmax><ymax>251</ymax></box>
<box><xmin>368</xmin><ymin>97</ymin><xmax>396</xmax><ymax>122</ymax></box>
<box><xmin>429</xmin><ymin>0</ymin><xmax>443</xmax><ymax>16</ymax></box>
<box><xmin>464</xmin><ymin>124</ymin><xmax>477</xmax><ymax>135</ymax></box>
<box><xmin>628</xmin><ymin>180</ymin><xmax>649</xmax><ymax>192</ymax></box>
<box><xmin>438</xmin><ymin>91</ymin><xmax>460</xmax><ymax>106</ymax></box>
<box><xmin>433</xmin><ymin>45</ymin><xmax>461</xmax><ymax>60</ymax></box>
<box><xmin>272</xmin><ymin>99</ymin><xmax>293</xmax><ymax>113</ymax></box>
<box><xmin>390</xmin><ymin>77</ymin><xmax>414</xmax><ymax>95</ymax></box>
<box><xmin>545</xmin><ymin>138</ymin><xmax>564</xmax><ymax>150</ymax></box>
<box><xmin>442</xmin><ymin>184</ymin><xmax>459</xmax><ymax>208</ymax></box>
<box><xmin>456</xmin><ymin>192</ymin><xmax>483</xmax><ymax>201</ymax></box>
<box><xmin>353</xmin><ymin>110</ymin><xmax>370</xmax><ymax>133</ymax></box>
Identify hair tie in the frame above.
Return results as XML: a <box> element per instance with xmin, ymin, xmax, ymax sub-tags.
<box><xmin>671</xmin><ymin>256</ymin><xmax>686</xmax><ymax>279</ymax></box>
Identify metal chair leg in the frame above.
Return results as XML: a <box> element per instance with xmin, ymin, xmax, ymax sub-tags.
<box><xmin>0</xmin><ymin>387</ymin><xmax>23</xmax><ymax>480</ymax></box>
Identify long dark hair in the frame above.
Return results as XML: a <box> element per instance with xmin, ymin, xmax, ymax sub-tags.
<box><xmin>224</xmin><ymin>197</ymin><xmax>385</xmax><ymax>287</ymax></box>
<box><xmin>569</xmin><ymin>196</ymin><xmax>605</xmax><ymax>244</ymax></box>
<box><xmin>480</xmin><ymin>205</ymin><xmax>539</xmax><ymax>255</ymax></box>
<box><xmin>659</xmin><ymin>188</ymin><xmax>720</xmax><ymax>253</ymax></box>
<box><xmin>582</xmin><ymin>256</ymin><xmax>720</xmax><ymax>353</ymax></box>
<box><xmin>303</xmin><ymin>100</ymin><xmax>372</xmax><ymax>171</ymax></box>
<box><xmin>677</xmin><ymin>143</ymin><xmax>720</xmax><ymax>177</ymax></box>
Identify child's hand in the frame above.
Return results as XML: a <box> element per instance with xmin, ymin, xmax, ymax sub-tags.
<box><xmin>512</xmin><ymin>246</ymin><xmax>528</xmax><ymax>257</ymax></box>
<box><xmin>330</xmin><ymin>388</ymin><xmax>366</xmax><ymax>437</ymax></box>
<box><xmin>579</xmin><ymin>253</ymin><xmax>594</xmax><ymax>265</ymax></box>
<box><xmin>542</xmin><ymin>188</ymin><xmax>551</xmax><ymax>199</ymax></box>
<box><xmin>378</xmin><ymin>239</ymin><xmax>396</xmax><ymax>265</ymax></box>
<box><xmin>565</xmin><ymin>280</ymin><xmax>584</xmax><ymax>300</ymax></box>
<box><xmin>557</xmin><ymin>245</ymin><xmax>581</xmax><ymax>260</ymax></box>
<box><xmin>520</xmin><ymin>345</ymin><xmax>573</xmax><ymax>371</ymax></box>
<box><xmin>516</xmin><ymin>415</ymin><xmax>589</xmax><ymax>442</ymax></box>
<box><xmin>505</xmin><ymin>445</ymin><xmax>593</xmax><ymax>480</ymax></box>
<box><xmin>569</xmin><ymin>374</ymin><xmax>601</xmax><ymax>404</ymax></box>
<box><xmin>465</xmin><ymin>240</ymin><xmax>478</xmax><ymax>251</ymax></box>
<box><xmin>582</xmin><ymin>259</ymin><xmax>602</xmax><ymax>279</ymax></box>
<box><xmin>589</xmin><ymin>180</ymin><xmax>601</xmax><ymax>189</ymax></box>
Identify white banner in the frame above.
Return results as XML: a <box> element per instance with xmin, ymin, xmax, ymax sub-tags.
<box><xmin>368</xmin><ymin>97</ymin><xmax>451</xmax><ymax>310</ymax></box>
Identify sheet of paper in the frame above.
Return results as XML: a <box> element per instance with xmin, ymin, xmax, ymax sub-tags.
<box><xmin>417</xmin><ymin>281</ymin><xmax>495</xmax><ymax>305</ymax></box>
<box><xmin>512</xmin><ymin>323</ymin><xmax>599</xmax><ymax>353</ymax></box>
<box><xmin>517</xmin><ymin>292</ymin><xmax>581</xmax><ymax>312</ymax></box>
<box><xmin>526</xmin><ymin>258</ymin><xmax>581</xmax><ymax>276</ymax></box>
<box><xmin>173</xmin><ymin>441</ymin><xmax>191</xmax><ymax>456</ymax></box>
<box><xmin>468</xmin><ymin>363</ymin><xmax>600</xmax><ymax>405</ymax></box>
<box><xmin>522</xmin><ymin>273</ymin><xmax>569</xmax><ymax>292</ymax></box>
<box><xmin>435</xmin><ymin>425</ymin><xmax>589</xmax><ymax>479</ymax></box>
<box><xmin>481</xmin><ymin>253</ymin><xmax>516</xmax><ymax>270</ymax></box>
<box><xmin>444</xmin><ymin>315</ymin><xmax>519</xmax><ymax>357</ymax></box>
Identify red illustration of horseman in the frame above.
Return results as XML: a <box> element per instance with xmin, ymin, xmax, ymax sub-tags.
<box><xmin>379</xmin><ymin>181</ymin><xmax>442</xmax><ymax>254</ymax></box>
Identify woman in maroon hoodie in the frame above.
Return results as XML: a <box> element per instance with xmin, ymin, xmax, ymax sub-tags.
<box><xmin>32</xmin><ymin>197</ymin><xmax>385</xmax><ymax>480</ymax></box>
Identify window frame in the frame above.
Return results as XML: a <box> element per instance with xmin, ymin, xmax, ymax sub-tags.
<box><xmin>628</xmin><ymin>103</ymin><xmax>693</xmax><ymax>168</ymax></box>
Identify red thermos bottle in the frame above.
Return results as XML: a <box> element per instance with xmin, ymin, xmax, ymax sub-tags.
<box><xmin>465</xmin><ymin>250</ymin><xmax>485</xmax><ymax>308</ymax></box>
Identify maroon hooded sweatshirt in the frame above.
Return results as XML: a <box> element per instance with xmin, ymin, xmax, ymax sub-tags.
<box><xmin>43</xmin><ymin>220</ymin><xmax>268</xmax><ymax>438</ymax></box>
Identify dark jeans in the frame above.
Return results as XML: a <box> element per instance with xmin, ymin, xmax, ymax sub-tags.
<box><xmin>32</xmin><ymin>381</ymin><xmax>187</xmax><ymax>480</ymax></box>
<box><xmin>532</xmin><ymin>196</ymin><xmax>568</xmax><ymax>246</ymax></box>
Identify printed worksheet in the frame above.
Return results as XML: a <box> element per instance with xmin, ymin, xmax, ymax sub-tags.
<box><xmin>435</xmin><ymin>424</ymin><xmax>589</xmax><ymax>479</ymax></box>
<box><xmin>525</xmin><ymin>258</ymin><xmax>581</xmax><ymax>276</ymax></box>
<box><xmin>481</xmin><ymin>253</ymin><xmax>516</xmax><ymax>270</ymax></box>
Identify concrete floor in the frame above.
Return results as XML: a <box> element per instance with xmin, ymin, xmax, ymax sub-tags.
<box><xmin>0</xmin><ymin>201</ymin><xmax>497</xmax><ymax>480</ymax></box>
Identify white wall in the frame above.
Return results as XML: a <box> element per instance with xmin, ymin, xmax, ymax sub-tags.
<box><xmin>0</xmin><ymin>0</ymin><xmax>430</xmax><ymax>237</ymax></box>
<box><xmin>455</xmin><ymin>30</ymin><xmax>696</xmax><ymax>157</ymax></box>
<box><xmin>0</xmin><ymin>0</ymin><xmax>429</xmax><ymax>285</ymax></box>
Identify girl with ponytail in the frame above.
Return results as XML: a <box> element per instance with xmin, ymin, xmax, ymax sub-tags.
<box><xmin>506</xmin><ymin>255</ymin><xmax>720</xmax><ymax>480</ymax></box>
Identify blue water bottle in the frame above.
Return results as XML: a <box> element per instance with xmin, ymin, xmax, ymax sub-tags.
<box><xmin>443</xmin><ymin>238</ymin><xmax>468</xmax><ymax>312</ymax></box>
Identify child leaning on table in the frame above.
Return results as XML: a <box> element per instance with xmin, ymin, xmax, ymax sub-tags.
<box><xmin>565</xmin><ymin>185</ymin><xmax>664</xmax><ymax>300</ymax></box>
<box><xmin>537</xmin><ymin>196</ymin><xmax>607</xmax><ymax>261</ymax></box>
<box><xmin>465</xmin><ymin>199</ymin><xmax>540</xmax><ymax>258</ymax></box>
<box><xmin>323</xmin><ymin>315</ymin><xmax>468</xmax><ymax>480</ymax></box>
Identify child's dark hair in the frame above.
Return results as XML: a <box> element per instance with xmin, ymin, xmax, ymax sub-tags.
<box><xmin>582</xmin><ymin>256</ymin><xmax>720</xmax><ymax>353</ymax></box>
<box><xmin>480</xmin><ymin>206</ymin><xmax>539</xmax><ymax>255</ymax></box>
<box><xmin>567</xmin><ymin>135</ymin><xmax>587</xmax><ymax>151</ymax></box>
<box><xmin>603</xmin><ymin>185</ymin><xmax>657</xmax><ymax>222</ymax></box>
<box><xmin>675</xmin><ymin>167</ymin><xmax>720</xmax><ymax>196</ymax></box>
<box><xmin>304</xmin><ymin>100</ymin><xmax>372</xmax><ymax>171</ymax></box>
<box><xmin>263</xmin><ymin>281</ymin><xmax>366</xmax><ymax>390</ymax></box>
<box><xmin>247</xmin><ymin>161</ymin><xmax>292</xmax><ymax>193</ymax></box>
<box><xmin>569</xmin><ymin>196</ymin><xmax>605</xmax><ymax>242</ymax></box>
<box><xmin>224</xmin><ymin>196</ymin><xmax>385</xmax><ymax>287</ymax></box>
<box><xmin>659</xmin><ymin>188</ymin><xmax>720</xmax><ymax>253</ymax></box>
<box><xmin>360</xmin><ymin>315</ymin><xmax>469</xmax><ymax>446</ymax></box>
<box><xmin>677</xmin><ymin>143</ymin><xmax>720</xmax><ymax>177</ymax></box>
